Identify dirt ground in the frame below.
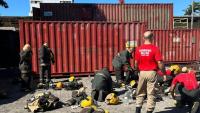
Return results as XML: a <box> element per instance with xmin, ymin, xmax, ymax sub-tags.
<box><xmin>0</xmin><ymin>70</ymin><xmax>192</xmax><ymax>113</ymax></box>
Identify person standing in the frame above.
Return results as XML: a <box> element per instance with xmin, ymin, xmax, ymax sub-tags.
<box><xmin>112</xmin><ymin>41</ymin><xmax>137</xmax><ymax>85</ymax></box>
<box><xmin>135</xmin><ymin>31</ymin><xmax>166</xmax><ymax>113</ymax></box>
<box><xmin>38</xmin><ymin>43</ymin><xmax>55</xmax><ymax>86</ymax></box>
<box><xmin>19</xmin><ymin>44</ymin><xmax>32</xmax><ymax>91</ymax></box>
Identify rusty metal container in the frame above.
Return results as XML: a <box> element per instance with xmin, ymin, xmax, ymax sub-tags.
<box><xmin>19</xmin><ymin>21</ymin><xmax>146</xmax><ymax>75</ymax></box>
<box><xmin>33</xmin><ymin>3</ymin><xmax>173</xmax><ymax>29</ymax></box>
<box><xmin>151</xmin><ymin>29</ymin><xmax>200</xmax><ymax>63</ymax></box>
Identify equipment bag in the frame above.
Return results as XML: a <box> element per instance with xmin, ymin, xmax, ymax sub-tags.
<box><xmin>25</xmin><ymin>92</ymin><xmax>60</xmax><ymax>112</ymax></box>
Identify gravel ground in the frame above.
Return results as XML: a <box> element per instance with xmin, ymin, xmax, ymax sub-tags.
<box><xmin>0</xmin><ymin>76</ymin><xmax>191</xmax><ymax>113</ymax></box>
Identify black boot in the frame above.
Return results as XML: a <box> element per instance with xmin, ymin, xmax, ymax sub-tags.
<box><xmin>135</xmin><ymin>107</ymin><xmax>141</xmax><ymax>113</ymax></box>
<box><xmin>147</xmin><ymin>111</ymin><xmax>153</xmax><ymax>113</ymax></box>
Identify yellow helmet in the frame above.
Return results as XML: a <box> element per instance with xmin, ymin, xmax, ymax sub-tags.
<box><xmin>130</xmin><ymin>80</ymin><xmax>136</xmax><ymax>87</ymax></box>
<box><xmin>56</xmin><ymin>82</ymin><xmax>63</xmax><ymax>89</ymax></box>
<box><xmin>125</xmin><ymin>41</ymin><xmax>137</xmax><ymax>48</ymax></box>
<box><xmin>80</xmin><ymin>96</ymin><xmax>93</xmax><ymax>108</ymax></box>
<box><xmin>104</xmin><ymin>110</ymin><xmax>110</xmax><ymax>113</ymax></box>
<box><xmin>169</xmin><ymin>65</ymin><xmax>181</xmax><ymax>74</ymax></box>
<box><xmin>105</xmin><ymin>93</ymin><xmax>119</xmax><ymax>105</ymax></box>
<box><xmin>69</xmin><ymin>76</ymin><xmax>75</xmax><ymax>82</ymax></box>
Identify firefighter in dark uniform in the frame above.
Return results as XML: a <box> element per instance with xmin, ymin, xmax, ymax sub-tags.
<box><xmin>19</xmin><ymin>44</ymin><xmax>32</xmax><ymax>91</ymax></box>
<box><xmin>112</xmin><ymin>41</ymin><xmax>137</xmax><ymax>85</ymax></box>
<box><xmin>91</xmin><ymin>67</ymin><xmax>113</xmax><ymax>102</ymax></box>
<box><xmin>38</xmin><ymin>43</ymin><xmax>55</xmax><ymax>86</ymax></box>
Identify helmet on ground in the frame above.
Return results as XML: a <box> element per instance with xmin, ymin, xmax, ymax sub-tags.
<box><xmin>56</xmin><ymin>82</ymin><xmax>63</xmax><ymax>89</ymax></box>
<box><xmin>80</xmin><ymin>96</ymin><xmax>93</xmax><ymax>108</ymax></box>
<box><xmin>130</xmin><ymin>80</ymin><xmax>136</xmax><ymax>87</ymax></box>
<box><xmin>69</xmin><ymin>76</ymin><xmax>75</xmax><ymax>82</ymax></box>
<box><xmin>105</xmin><ymin>93</ymin><xmax>119</xmax><ymax>105</ymax></box>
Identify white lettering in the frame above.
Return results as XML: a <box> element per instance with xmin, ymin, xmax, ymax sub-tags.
<box><xmin>139</xmin><ymin>49</ymin><xmax>151</xmax><ymax>56</ymax></box>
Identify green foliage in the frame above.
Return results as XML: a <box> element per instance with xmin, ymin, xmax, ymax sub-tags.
<box><xmin>0</xmin><ymin>0</ymin><xmax>8</xmax><ymax>8</ymax></box>
<box><xmin>184</xmin><ymin>2</ymin><xmax>200</xmax><ymax>15</ymax></box>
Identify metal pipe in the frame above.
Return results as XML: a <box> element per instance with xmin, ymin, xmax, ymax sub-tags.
<box><xmin>191</xmin><ymin>0</ymin><xmax>194</xmax><ymax>29</ymax></box>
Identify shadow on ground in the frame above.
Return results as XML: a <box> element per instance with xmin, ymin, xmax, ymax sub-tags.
<box><xmin>155</xmin><ymin>106</ymin><xmax>190</xmax><ymax>113</ymax></box>
<box><xmin>0</xmin><ymin>68</ymin><xmax>33</xmax><ymax>105</ymax></box>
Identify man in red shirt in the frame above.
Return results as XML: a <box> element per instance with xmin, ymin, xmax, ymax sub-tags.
<box><xmin>170</xmin><ymin>67</ymin><xmax>200</xmax><ymax>112</ymax></box>
<box><xmin>170</xmin><ymin>67</ymin><xmax>198</xmax><ymax>91</ymax></box>
<box><xmin>135</xmin><ymin>31</ymin><xmax>166</xmax><ymax>113</ymax></box>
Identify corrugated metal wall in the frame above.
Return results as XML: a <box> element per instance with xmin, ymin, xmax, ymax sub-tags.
<box><xmin>19</xmin><ymin>21</ymin><xmax>146</xmax><ymax>75</ymax></box>
<box><xmin>93</xmin><ymin>4</ymin><xmax>173</xmax><ymax>29</ymax></box>
<box><xmin>33</xmin><ymin>3</ymin><xmax>173</xmax><ymax>29</ymax></box>
<box><xmin>151</xmin><ymin>29</ymin><xmax>200</xmax><ymax>63</ymax></box>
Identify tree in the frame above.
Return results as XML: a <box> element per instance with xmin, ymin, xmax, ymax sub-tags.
<box><xmin>0</xmin><ymin>0</ymin><xmax>8</xmax><ymax>8</ymax></box>
<box><xmin>184</xmin><ymin>1</ymin><xmax>200</xmax><ymax>15</ymax></box>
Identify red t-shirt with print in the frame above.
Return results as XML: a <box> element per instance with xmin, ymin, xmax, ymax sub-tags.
<box><xmin>135</xmin><ymin>44</ymin><xmax>162</xmax><ymax>71</ymax></box>
<box><xmin>171</xmin><ymin>72</ymin><xmax>199</xmax><ymax>90</ymax></box>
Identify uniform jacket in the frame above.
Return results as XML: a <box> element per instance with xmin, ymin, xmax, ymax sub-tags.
<box><xmin>19</xmin><ymin>50</ymin><xmax>32</xmax><ymax>73</ymax></box>
<box><xmin>112</xmin><ymin>50</ymin><xmax>132</xmax><ymax>68</ymax></box>
<box><xmin>92</xmin><ymin>68</ymin><xmax>113</xmax><ymax>91</ymax></box>
<box><xmin>39</xmin><ymin>45</ymin><xmax>55</xmax><ymax>66</ymax></box>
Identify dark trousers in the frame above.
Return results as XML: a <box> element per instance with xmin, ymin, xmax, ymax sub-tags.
<box><xmin>40</xmin><ymin>65</ymin><xmax>51</xmax><ymax>83</ymax></box>
<box><xmin>114</xmin><ymin>67</ymin><xmax>138</xmax><ymax>84</ymax></box>
<box><xmin>21</xmin><ymin>72</ymin><xmax>31</xmax><ymax>89</ymax></box>
<box><xmin>174</xmin><ymin>83</ymin><xmax>200</xmax><ymax>105</ymax></box>
<box><xmin>125</xmin><ymin>70</ymin><xmax>139</xmax><ymax>84</ymax></box>
<box><xmin>91</xmin><ymin>90</ymin><xmax>109</xmax><ymax>102</ymax></box>
<box><xmin>114</xmin><ymin>67</ymin><xmax>125</xmax><ymax>83</ymax></box>
<box><xmin>157</xmin><ymin>76</ymin><xmax>173</xmax><ymax>89</ymax></box>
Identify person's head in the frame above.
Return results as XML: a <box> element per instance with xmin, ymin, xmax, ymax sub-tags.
<box><xmin>125</xmin><ymin>41</ymin><xmax>137</xmax><ymax>53</ymax></box>
<box><xmin>144</xmin><ymin>31</ymin><xmax>153</xmax><ymax>42</ymax></box>
<box><xmin>43</xmin><ymin>43</ymin><xmax>48</xmax><ymax>47</ymax></box>
<box><xmin>23</xmin><ymin>44</ymin><xmax>31</xmax><ymax>51</ymax></box>
<box><xmin>181</xmin><ymin>67</ymin><xmax>188</xmax><ymax>73</ymax></box>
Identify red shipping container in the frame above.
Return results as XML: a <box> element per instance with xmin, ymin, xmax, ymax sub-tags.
<box><xmin>151</xmin><ymin>29</ymin><xmax>200</xmax><ymax>63</ymax></box>
<box><xmin>33</xmin><ymin>3</ymin><xmax>173</xmax><ymax>30</ymax></box>
<box><xmin>19</xmin><ymin>21</ymin><xmax>146</xmax><ymax>76</ymax></box>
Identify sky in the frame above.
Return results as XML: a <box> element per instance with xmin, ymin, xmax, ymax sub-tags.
<box><xmin>0</xmin><ymin>0</ymin><xmax>196</xmax><ymax>16</ymax></box>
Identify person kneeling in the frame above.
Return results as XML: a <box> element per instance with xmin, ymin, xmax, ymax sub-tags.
<box><xmin>91</xmin><ymin>67</ymin><xmax>113</xmax><ymax>102</ymax></box>
<box><xmin>170</xmin><ymin>67</ymin><xmax>200</xmax><ymax>113</ymax></box>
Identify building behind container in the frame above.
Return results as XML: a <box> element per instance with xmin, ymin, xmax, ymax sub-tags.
<box><xmin>0</xmin><ymin>16</ymin><xmax>32</xmax><ymax>29</ymax></box>
<box><xmin>0</xmin><ymin>28</ymin><xmax>20</xmax><ymax>68</ymax></box>
<box><xmin>173</xmin><ymin>16</ymin><xmax>200</xmax><ymax>29</ymax></box>
<box><xmin>33</xmin><ymin>3</ymin><xmax>173</xmax><ymax>29</ymax></box>
<box><xmin>29</xmin><ymin>0</ymin><xmax>74</xmax><ymax>16</ymax></box>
